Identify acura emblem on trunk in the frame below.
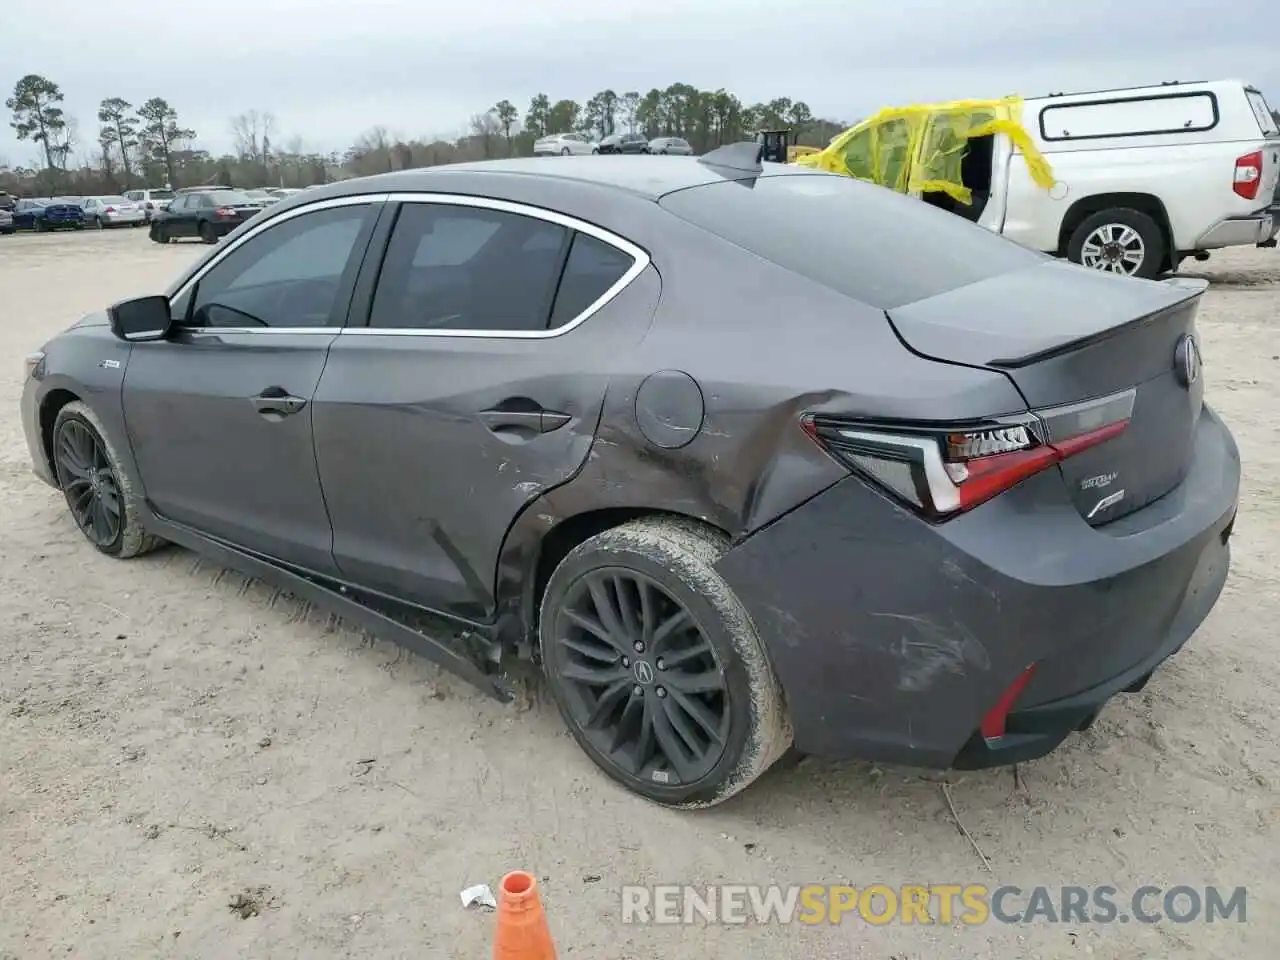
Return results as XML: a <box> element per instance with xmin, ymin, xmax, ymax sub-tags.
<box><xmin>1174</xmin><ymin>334</ymin><xmax>1201</xmax><ymax>388</ymax></box>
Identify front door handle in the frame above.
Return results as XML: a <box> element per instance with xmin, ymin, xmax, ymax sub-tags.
<box><xmin>252</xmin><ymin>387</ymin><xmax>308</xmax><ymax>418</ymax></box>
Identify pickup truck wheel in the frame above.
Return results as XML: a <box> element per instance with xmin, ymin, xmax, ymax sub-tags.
<box><xmin>1068</xmin><ymin>208</ymin><xmax>1165</xmax><ymax>280</ymax></box>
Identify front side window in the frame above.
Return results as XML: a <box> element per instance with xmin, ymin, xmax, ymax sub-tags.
<box><xmin>181</xmin><ymin>204</ymin><xmax>371</xmax><ymax>329</ymax></box>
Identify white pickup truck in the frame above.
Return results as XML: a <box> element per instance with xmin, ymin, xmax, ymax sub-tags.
<box><xmin>966</xmin><ymin>79</ymin><xmax>1280</xmax><ymax>278</ymax></box>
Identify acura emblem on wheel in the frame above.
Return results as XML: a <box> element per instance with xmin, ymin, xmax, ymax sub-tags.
<box><xmin>1174</xmin><ymin>334</ymin><xmax>1201</xmax><ymax>387</ymax></box>
<box><xmin>632</xmin><ymin>660</ymin><xmax>655</xmax><ymax>685</ymax></box>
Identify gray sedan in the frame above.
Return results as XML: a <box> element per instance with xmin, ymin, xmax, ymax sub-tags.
<box><xmin>648</xmin><ymin>136</ymin><xmax>693</xmax><ymax>155</ymax></box>
<box><xmin>20</xmin><ymin>149</ymin><xmax>1240</xmax><ymax>808</ymax></box>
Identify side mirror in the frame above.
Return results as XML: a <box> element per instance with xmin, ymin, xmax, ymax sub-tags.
<box><xmin>108</xmin><ymin>294</ymin><xmax>173</xmax><ymax>342</ymax></box>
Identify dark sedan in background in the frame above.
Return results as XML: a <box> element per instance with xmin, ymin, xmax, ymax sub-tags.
<box><xmin>148</xmin><ymin>189</ymin><xmax>268</xmax><ymax>243</ymax></box>
<box><xmin>11</xmin><ymin>198</ymin><xmax>85</xmax><ymax>231</ymax></box>
<box><xmin>20</xmin><ymin>148</ymin><xmax>1240</xmax><ymax>809</ymax></box>
<box><xmin>598</xmin><ymin>132</ymin><xmax>650</xmax><ymax>154</ymax></box>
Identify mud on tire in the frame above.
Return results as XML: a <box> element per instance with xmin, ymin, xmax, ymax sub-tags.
<box><xmin>539</xmin><ymin>516</ymin><xmax>792</xmax><ymax>808</ymax></box>
<box><xmin>51</xmin><ymin>401</ymin><xmax>166</xmax><ymax>559</ymax></box>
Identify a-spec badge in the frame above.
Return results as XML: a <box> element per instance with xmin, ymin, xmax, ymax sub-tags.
<box><xmin>1173</xmin><ymin>334</ymin><xmax>1200</xmax><ymax>388</ymax></box>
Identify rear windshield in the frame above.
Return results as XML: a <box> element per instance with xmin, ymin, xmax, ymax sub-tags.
<box><xmin>101</xmin><ymin>196</ymin><xmax>127</xmax><ymax>204</ymax></box>
<box><xmin>658</xmin><ymin>173</ymin><xmax>1045</xmax><ymax>309</ymax></box>
<box><xmin>209</xmin><ymin>191</ymin><xmax>251</xmax><ymax>204</ymax></box>
<box><xmin>150</xmin><ymin>189</ymin><xmax>175</xmax><ymax>199</ymax></box>
<box><xmin>1245</xmin><ymin>89</ymin><xmax>1278</xmax><ymax>137</ymax></box>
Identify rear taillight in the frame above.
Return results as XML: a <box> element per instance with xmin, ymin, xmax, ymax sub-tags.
<box><xmin>802</xmin><ymin>404</ymin><xmax>1131</xmax><ymax>520</ymax></box>
<box><xmin>104</xmin><ymin>206</ymin><xmax>116</xmax><ymax>213</ymax></box>
<box><xmin>215</xmin><ymin>206</ymin><xmax>236</xmax><ymax>217</ymax></box>
<box><xmin>1233</xmin><ymin>150</ymin><xmax>1262</xmax><ymax>201</ymax></box>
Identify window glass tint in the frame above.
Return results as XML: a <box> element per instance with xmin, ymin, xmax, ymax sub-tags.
<box><xmin>658</xmin><ymin>173</ymin><xmax>1044</xmax><ymax>309</ymax></box>
<box><xmin>187</xmin><ymin>205</ymin><xmax>369</xmax><ymax>328</ymax></box>
<box><xmin>549</xmin><ymin>233</ymin><xmax>634</xmax><ymax>327</ymax></box>
<box><xmin>151</xmin><ymin>189</ymin><xmax>175</xmax><ymax>199</ymax></box>
<box><xmin>369</xmin><ymin>203</ymin><xmax>567</xmax><ymax>331</ymax></box>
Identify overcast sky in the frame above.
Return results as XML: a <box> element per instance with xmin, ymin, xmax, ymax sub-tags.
<box><xmin>1</xmin><ymin>0</ymin><xmax>1275</xmax><ymax>162</ymax></box>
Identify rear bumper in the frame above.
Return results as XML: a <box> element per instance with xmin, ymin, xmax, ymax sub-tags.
<box><xmin>1195</xmin><ymin>209</ymin><xmax>1274</xmax><ymax>249</ymax></box>
<box><xmin>714</xmin><ymin>405</ymin><xmax>1240</xmax><ymax>768</ymax></box>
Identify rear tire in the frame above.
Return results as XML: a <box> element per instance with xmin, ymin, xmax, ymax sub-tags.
<box><xmin>199</xmin><ymin>222</ymin><xmax>216</xmax><ymax>244</ymax></box>
<box><xmin>51</xmin><ymin>401</ymin><xmax>166</xmax><ymax>559</ymax></box>
<box><xmin>560</xmin><ymin>147</ymin><xmax>570</xmax><ymax>156</ymax></box>
<box><xmin>539</xmin><ymin>516</ymin><xmax>791</xmax><ymax>808</ymax></box>
<box><xmin>1067</xmin><ymin>207</ymin><xmax>1166</xmax><ymax>280</ymax></box>
<box><xmin>94</xmin><ymin>216</ymin><xmax>104</xmax><ymax>229</ymax></box>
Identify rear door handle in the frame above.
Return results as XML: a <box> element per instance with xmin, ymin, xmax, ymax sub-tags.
<box><xmin>478</xmin><ymin>410</ymin><xmax>543</xmax><ymax>431</ymax></box>
<box><xmin>252</xmin><ymin>387</ymin><xmax>308</xmax><ymax>418</ymax></box>
<box><xmin>479</xmin><ymin>404</ymin><xmax>573</xmax><ymax>435</ymax></box>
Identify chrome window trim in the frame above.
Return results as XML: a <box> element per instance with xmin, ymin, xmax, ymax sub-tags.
<box><xmin>165</xmin><ymin>190</ymin><xmax>650</xmax><ymax>340</ymax></box>
<box><xmin>341</xmin><ymin>191</ymin><xmax>651</xmax><ymax>340</ymax></box>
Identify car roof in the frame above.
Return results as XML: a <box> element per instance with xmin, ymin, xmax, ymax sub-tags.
<box><xmin>319</xmin><ymin>154</ymin><xmax>815</xmax><ymax>201</ymax></box>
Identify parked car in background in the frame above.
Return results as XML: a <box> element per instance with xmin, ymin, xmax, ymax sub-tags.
<box><xmin>18</xmin><ymin>149</ymin><xmax>1241</xmax><ymax>808</ymax></box>
<box><xmin>125</xmin><ymin>188</ymin><xmax>175</xmax><ymax>222</ymax></box>
<box><xmin>598</xmin><ymin>132</ymin><xmax>650</xmax><ymax>154</ymax></box>
<box><xmin>149</xmin><ymin>189</ymin><xmax>267</xmax><ymax>243</ymax></box>
<box><xmin>534</xmin><ymin>132</ymin><xmax>599</xmax><ymax>156</ymax></box>
<box><xmin>11</xmin><ymin>198</ymin><xmax>85</xmax><ymax>231</ymax></box>
<box><xmin>648</xmin><ymin>137</ymin><xmax>693</xmax><ymax>155</ymax></box>
<box><xmin>243</xmin><ymin>189</ymin><xmax>281</xmax><ymax>206</ymax></box>
<box><xmin>1004</xmin><ymin>79</ymin><xmax>1280</xmax><ymax>276</ymax></box>
<box><xmin>0</xmin><ymin>191</ymin><xmax>15</xmax><ymax>211</ymax></box>
<box><xmin>82</xmin><ymin>195</ymin><xmax>147</xmax><ymax>228</ymax></box>
<box><xmin>268</xmin><ymin>187</ymin><xmax>304</xmax><ymax>199</ymax></box>
<box><xmin>0</xmin><ymin>207</ymin><xmax>13</xmax><ymax>234</ymax></box>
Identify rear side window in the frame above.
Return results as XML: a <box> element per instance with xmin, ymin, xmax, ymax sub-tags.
<box><xmin>658</xmin><ymin>173</ymin><xmax>1044</xmax><ymax>309</ymax></box>
<box><xmin>1245</xmin><ymin>89</ymin><xmax>1278</xmax><ymax>137</ymax></box>
<box><xmin>369</xmin><ymin>203</ymin><xmax>569</xmax><ymax>332</ymax></box>
<box><xmin>549</xmin><ymin>233</ymin><xmax>634</xmax><ymax>327</ymax></box>
<box><xmin>368</xmin><ymin>202</ymin><xmax>638</xmax><ymax>333</ymax></box>
<box><xmin>1039</xmin><ymin>92</ymin><xmax>1218</xmax><ymax>141</ymax></box>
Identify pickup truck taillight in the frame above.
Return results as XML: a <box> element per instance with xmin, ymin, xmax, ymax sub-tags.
<box><xmin>1233</xmin><ymin>151</ymin><xmax>1262</xmax><ymax>201</ymax></box>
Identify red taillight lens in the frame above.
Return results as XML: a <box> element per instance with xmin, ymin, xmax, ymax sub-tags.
<box><xmin>802</xmin><ymin>395</ymin><xmax>1133</xmax><ymax>520</ymax></box>
<box><xmin>215</xmin><ymin>206</ymin><xmax>235</xmax><ymax>217</ymax></box>
<box><xmin>1233</xmin><ymin>150</ymin><xmax>1262</xmax><ymax>201</ymax></box>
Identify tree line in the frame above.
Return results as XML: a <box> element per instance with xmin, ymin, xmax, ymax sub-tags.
<box><xmin>2</xmin><ymin>72</ymin><xmax>852</xmax><ymax>197</ymax></box>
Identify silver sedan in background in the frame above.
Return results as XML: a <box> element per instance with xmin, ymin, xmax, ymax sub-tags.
<box><xmin>82</xmin><ymin>196</ymin><xmax>147</xmax><ymax>228</ymax></box>
<box><xmin>648</xmin><ymin>137</ymin><xmax>694</xmax><ymax>155</ymax></box>
<box><xmin>533</xmin><ymin>132</ymin><xmax>599</xmax><ymax>156</ymax></box>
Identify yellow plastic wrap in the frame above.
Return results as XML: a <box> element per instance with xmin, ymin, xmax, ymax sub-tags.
<box><xmin>793</xmin><ymin>96</ymin><xmax>1055</xmax><ymax>206</ymax></box>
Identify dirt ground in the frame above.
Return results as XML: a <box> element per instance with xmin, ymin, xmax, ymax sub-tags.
<box><xmin>0</xmin><ymin>228</ymin><xmax>1277</xmax><ymax>960</ymax></box>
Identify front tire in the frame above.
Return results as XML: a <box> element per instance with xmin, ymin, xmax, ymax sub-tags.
<box><xmin>539</xmin><ymin>517</ymin><xmax>791</xmax><ymax>808</ymax></box>
<box><xmin>1067</xmin><ymin>207</ymin><xmax>1165</xmax><ymax>279</ymax></box>
<box><xmin>51</xmin><ymin>401</ymin><xmax>166</xmax><ymax>559</ymax></box>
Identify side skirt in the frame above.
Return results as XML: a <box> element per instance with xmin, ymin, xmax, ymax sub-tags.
<box><xmin>146</xmin><ymin>514</ymin><xmax>514</xmax><ymax>702</ymax></box>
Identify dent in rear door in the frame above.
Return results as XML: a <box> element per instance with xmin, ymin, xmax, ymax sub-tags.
<box><xmin>311</xmin><ymin>208</ymin><xmax>661</xmax><ymax>620</ymax></box>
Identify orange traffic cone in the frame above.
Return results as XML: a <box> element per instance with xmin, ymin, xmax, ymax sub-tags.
<box><xmin>493</xmin><ymin>870</ymin><xmax>557</xmax><ymax>960</ymax></box>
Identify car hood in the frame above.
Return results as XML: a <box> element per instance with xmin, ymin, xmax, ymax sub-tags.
<box><xmin>69</xmin><ymin>309</ymin><xmax>110</xmax><ymax>329</ymax></box>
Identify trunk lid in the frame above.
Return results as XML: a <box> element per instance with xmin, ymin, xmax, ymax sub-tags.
<box><xmin>886</xmin><ymin>260</ymin><xmax>1207</xmax><ymax>525</ymax></box>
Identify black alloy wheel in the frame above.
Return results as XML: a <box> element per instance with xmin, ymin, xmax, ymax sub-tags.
<box><xmin>54</xmin><ymin>417</ymin><xmax>123</xmax><ymax>550</ymax></box>
<box><xmin>551</xmin><ymin>567</ymin><xmax>731</xmax><ymax>786</ymax></box>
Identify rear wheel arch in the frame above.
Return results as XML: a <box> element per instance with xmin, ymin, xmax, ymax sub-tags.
<box><xmin>1057</xmin><ymin>192</ymin><xmax>1174</xmax><ymax>272</ymax></box>
<box><xmin>499</xmin><ymin>506</ymin><xmax>734</xmax><ymax>656</ymax></box>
